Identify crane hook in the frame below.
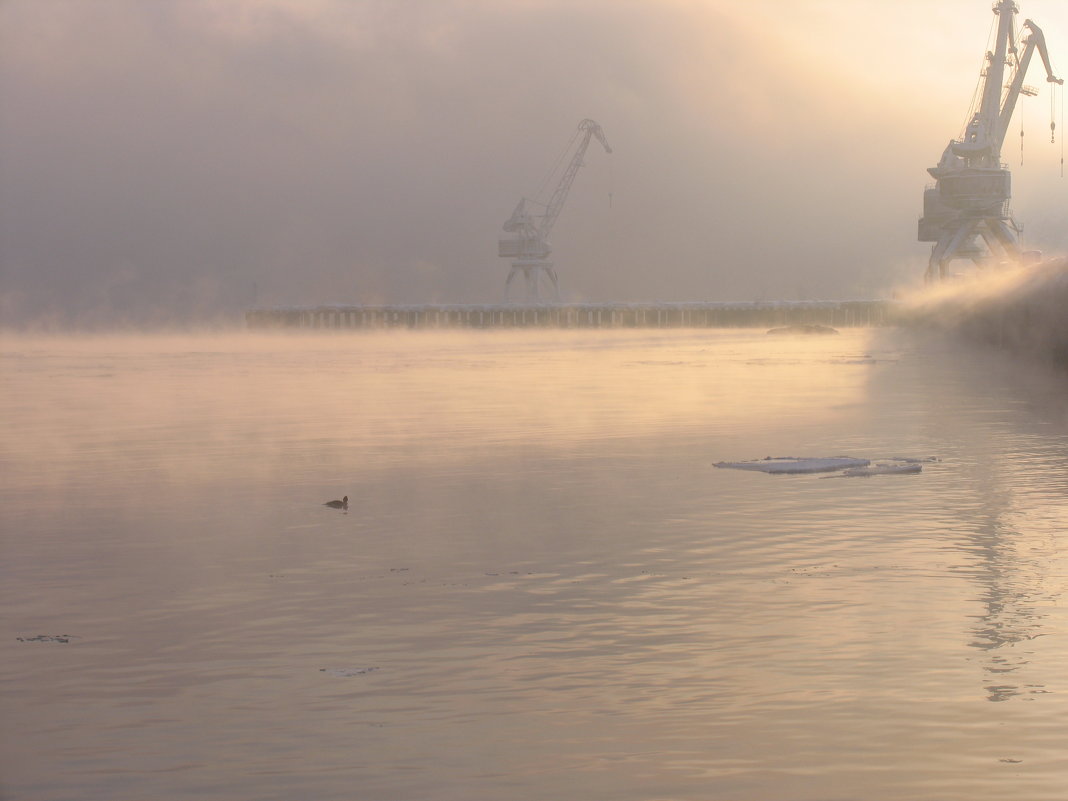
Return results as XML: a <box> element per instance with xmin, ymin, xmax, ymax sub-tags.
<box><xmin>1053</xmin><ymin>89</ymin><xmax>1058</xmax><ymax>144</ymax></box>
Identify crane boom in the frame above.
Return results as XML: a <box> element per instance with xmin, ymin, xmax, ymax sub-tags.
<box><xmin>997</xmin><ymin>19</ymin><xmax>1064</xmax><ymax>148</ymax></box>
<box><xmin>538</xmin><ymin>119</ymin><xmax>612</xmax><ymax>240</ymax></box>
<box><xmin>954</xmin><ymin>0</ymin><xmax>1019</xmax><ymax>162</ymax></box>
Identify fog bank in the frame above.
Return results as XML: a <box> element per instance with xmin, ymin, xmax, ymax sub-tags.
<box><xmin>2</xmin><ymin>0</ymin><xmax>1066</xmax><ymax>327</ymax></box>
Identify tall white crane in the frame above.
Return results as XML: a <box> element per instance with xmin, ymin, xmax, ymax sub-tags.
<box><xmin>499</xmin><ymin>119</ymin><xmax>612</xmax><ymax>301</ymax></box>
<box><xmin>919</xmin><ymin>0</ymin><xmax>1062</xmax><ymax>281</ymax></box>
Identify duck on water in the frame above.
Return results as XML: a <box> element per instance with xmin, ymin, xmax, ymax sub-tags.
<box><xmin>324</xmin><ymin>496</ymin><xmax>348</xmax><ymax>510</ymax></box>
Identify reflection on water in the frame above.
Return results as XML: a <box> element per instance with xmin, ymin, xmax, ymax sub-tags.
<box><xmin>2</xmin><ymin>329</ymin><xmax>1067</xmax><ymax>800</ymax></box>
<box><xmin>885</xmin><ymin>334</ymin><xmax>1067</xmax><ymax>706</ymax></box>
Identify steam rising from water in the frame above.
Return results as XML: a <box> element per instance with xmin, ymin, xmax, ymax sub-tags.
<box><xmin>899</xmin><ymin>257</ymin><xmax>1068</xmax><ymax>365</ymax></box>
<box><xmin>0</xmin><ymin>328</ymin><xmax>873</xmax><ymax>502</ymax></box>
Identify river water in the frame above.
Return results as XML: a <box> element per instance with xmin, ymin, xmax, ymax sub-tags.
<box><xmin>2</xmin><ymin>327</ymin><xmax>1066</xmax><ymax>800</ymax></box>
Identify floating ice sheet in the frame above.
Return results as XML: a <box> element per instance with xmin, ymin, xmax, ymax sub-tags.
<box><xmin>714</xmin><ymin>456</ymin><xmax>870</xmax><ymax>474</ymax></box>
<box><xmin>840</xmin><ymin>463</ymin><xmax>923</xmax><ymax>477</ymax></box>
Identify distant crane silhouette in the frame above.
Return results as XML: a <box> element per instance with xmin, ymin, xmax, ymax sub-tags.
<box><xmin>498</xmin><ymin>119</ymin><xmax>612</xmax><ymax>301</ymax></box>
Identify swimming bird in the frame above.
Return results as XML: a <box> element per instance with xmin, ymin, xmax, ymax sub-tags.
<box><xmin>324</xmin><ymin>495</ymin><xmax>348</xmax><ymax>510</ymax></box>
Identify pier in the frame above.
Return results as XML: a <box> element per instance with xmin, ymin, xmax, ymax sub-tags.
<box><xmin>246</xmin><ymin>300</ymin><xmax>896</xmax><ymax>330</ymax></box>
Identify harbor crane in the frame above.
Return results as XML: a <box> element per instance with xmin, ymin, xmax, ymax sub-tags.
<box><xmin>919</xmin><ymin>0</ymin><xmax>1062</xmax><ymax>281</ymax></box>
<box><xmin>499</xmin><ymin>119</ymin><xmax>612</xmax><ymax>301</ymax></box>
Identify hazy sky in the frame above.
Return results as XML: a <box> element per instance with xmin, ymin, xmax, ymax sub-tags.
<box><xmin>2</xmin><ymin>0</ymin><xmax>1066</xmax><ymax>326</ymax></box>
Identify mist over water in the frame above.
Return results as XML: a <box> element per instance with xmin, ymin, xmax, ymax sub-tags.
<box><xmin>3</xmin><ymin>328</ymin><xmax>1068</xmax><ymax>800</ymax></box>
<box><xmin>900</xmin><ymin>257</ymin><xmax>1068</xmax><ymax>366</ymax></box>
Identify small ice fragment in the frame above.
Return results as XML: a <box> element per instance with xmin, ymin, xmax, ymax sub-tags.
<box><xmin>841</xmin><ymin>463</ymin><xmax>923</xmax><ymax>477</ymax></box>
<box><xmin>766</xmin><ymin>324</ymin><xmax>839</xmax><ymax>335</ymax></box>
<box><xmin>16</xmin><ymin>634</ymin><xmax>76</xmax><ymax>643</ymax></box>
<box><xmin>714</xmin><ymin>456</ymin><xmax>870</xmax><ymax>474</ymax></box>
<box><xmin>319</xmin><ymin>667</ymin><xmax>380</xmax><ymax>677</ymax></box>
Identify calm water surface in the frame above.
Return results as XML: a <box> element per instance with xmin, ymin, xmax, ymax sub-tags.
<box><xmin>2</xmin><ymin>328</ymin><xmax>1067</xmax><ymax>800</ymax></box>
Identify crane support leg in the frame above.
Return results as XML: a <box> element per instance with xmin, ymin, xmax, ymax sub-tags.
<box><xmin>504</xmin><ymin>262</ymin><xmax>560</xmax><ymax>303</ymax></box>
<box><xmin>978</xmin><ymin>225</ymin><xmax>1010</xmax><ymax>263</ymax></box>
<box><xmin>525</xmin><ymin>267</ymin><xmax>539</xmax><ymax>301</ymax></box>
<box><xmin>504</xmin><ymin>266</ymin><xmax>520</xmax><ymax>300</ymax></box>
<box><xmin>986</xmin><ymin>218</ymin><xmax>1023</xmax><ymax>261</ymax></box>
<box><xmin>928</xmin><ymin>220</ymin><xmax>979</xmax><ymax>282</ymax></box>
<box><xmin>544</xmin><ymin>266</ymin><xmax>560</xmax><ymax>301</ymax></box>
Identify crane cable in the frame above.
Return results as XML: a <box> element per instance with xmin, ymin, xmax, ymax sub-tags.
<box><xmin>958</xmin><ymin>15</ymin><xmax>996</xmax><ymax>141</ymax></box>
<box><xmin>1023</xmin><ymin>82</ymin><xmax>1064</xmax><ymax>175</ymax></box>
<box><xmin>1020</xmin><ymin>62</ymin><xmax>1026</xmax><ymax>167</ymax></box>
<box><xmin>1059</xmin><ymin>82</ymin><xmax>1064</xmax><ymax>177</ymax></box>
<box><xmin>1013</xmin><ymin>15</ymin><xmax>1024</xmax><ymax>166</ymax></box>
<box><xmin>608</xmin><ymin>153</ymin><xmax>614</xmax><ymax>209</ymax></box>
<box><xmin>1051</xmin><ymin>80</ymin><xmax>1057</xmax><ymax>144</ymax></box>
<box><xmin>534</xmin><ymin>129</ymin><xmax>582</xmax><ymax>209</ymax></box>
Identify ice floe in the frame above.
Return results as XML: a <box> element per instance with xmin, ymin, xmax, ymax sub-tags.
<box><xmin>840</xmin><ymin>463</ymin><xmax>923</xmax><ymax>477</ymax></box>
<box><xmin>714</xmin><ymin>457</ymin><xmax>870</xmax><ymax>474</ymax></box>
<box><xmin>766</xmin><ymin>324</ymin><xmax>839</xmax><ymax>336</ymax></box>
<box><xmin>716</xmin><ymin>456</ymin><xmax>936</xmax><ymax>477</ymax></box>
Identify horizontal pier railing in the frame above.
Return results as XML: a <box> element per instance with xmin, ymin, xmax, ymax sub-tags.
<box><xmin>246</xmin><ymin>301</ymin><xmax>899</xmax><ymax>331</ymax></box>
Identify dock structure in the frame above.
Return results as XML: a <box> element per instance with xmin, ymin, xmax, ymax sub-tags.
<box><xmin>246</xmin><ymin>300</ymin><xmax>897</xmax><ymax>330</ymax></box>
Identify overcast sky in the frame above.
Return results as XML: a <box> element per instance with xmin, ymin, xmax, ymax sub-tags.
<box><xmin>2</xmin><ymin>0</ymin><xmax>1066</xmax><ymax>326</ymax></box>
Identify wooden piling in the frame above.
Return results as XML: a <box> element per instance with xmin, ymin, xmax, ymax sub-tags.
<box><xmin>246</xmin><ymin>301</ymin><xmax>899</xmax><ymax>330</ymax></box>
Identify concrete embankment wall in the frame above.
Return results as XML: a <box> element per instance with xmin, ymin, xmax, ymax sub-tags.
<box><xmin>246</xmin><ymin>301</ymin><xmax>897</xmax><ymax>330</ymax></box>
